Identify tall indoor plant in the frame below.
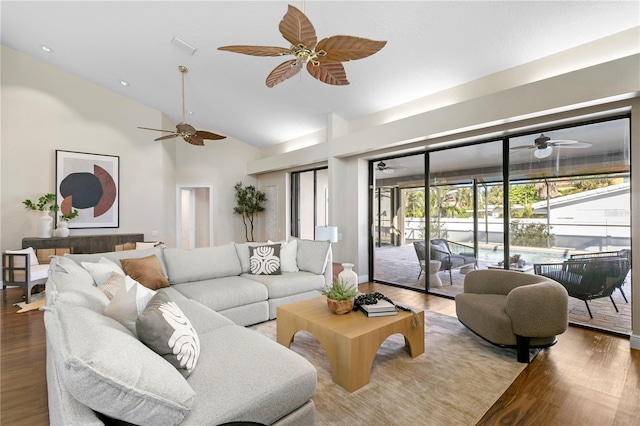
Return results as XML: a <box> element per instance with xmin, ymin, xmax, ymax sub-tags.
<box><xmin>233</xmin><ymin>182</ymin><xmax>266</xmax><ymax>242</ymax></box>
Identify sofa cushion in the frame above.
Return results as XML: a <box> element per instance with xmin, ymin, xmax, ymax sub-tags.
<box><xmin>103</xmin><ymin>276</ymin><xmax>156</xmax><ymax>336</ymax></box>
<box><xmin>295</xmin><ymin>238</ymin><xmax>330</xmax><ymax>275</ymax></box>
<box><xmin>243</xmin><ymin>272</ymin><xmax>324</xmax><ymax>299</ymax></box>
<box><xmin>50</xmin><ymin>256</ymin><xmax>94</xmax><ymax>285</ymax></box>
<box><xmin>267</xmin><ymin>239</ymin><xmax>299</xmax><ymax>272</ymax></box>
<box><xmin>232</xmin><ymin>242</ymin><xmax>264</xmax><ymax>273</ymax></box>
<box><xmin>249</xmin><ymin>244</ymin><xmax>282</xmax><ymax>275</ymax></box>
<box><xmin>65</xmin><ymin>247</ymin><xmax>167</xmax><ymax>275</ymax></box>
<box><xmin>172</xmin><ymin>299</ymin><xmax>236</xmax><ymax>335</ymax></box>
<box><xmin>81</xmin><ymin>257</ymin><xmax>124</xmax><ymax>286</ymax></box>
<box><xmin>51</xmin><ymin>305</ymin><xmax>195</xmax><ymax>425</ymax></box>
<box><xmin>137</xmin><ymin>291</ymin><xmax>200</xmax><ymax>377</ymax></box>
<box><xmin>172</xmin><ymin>276</ymin><xmax>268</xmax><ymax>312</ymax></box>
<box><xmin>120</xmin><ymin>254</ymin><xmax>170</xmax><ymax>290</ymax></box>
<box><xmin>164</xmin><ymin>245</ymin><xmax>242</xmax><ymax>284</ymax></box>
<box><xmin>182</xmin><ymin>325</ymin><xmax>316</xmax><ymax>425</ymax></box>
<box><xmin>47</xmin><ymin>270</ymin><xmax>110</xmax><ymax>312</ymax></box>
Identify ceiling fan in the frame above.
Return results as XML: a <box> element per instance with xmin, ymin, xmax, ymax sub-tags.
<box><xmin>510</xmin><ymin>134</ymin><xmax>591</xmax><ymax>159</ymax></box>
<box><xmin>137</xmin><ymin>65</ymin><xmax>225</xmax><ymax>146</ymax></box>
<box><xmin>376</xmin><ymin>161</ymin><xmax>407</xmax><ymax>174</ymax></box>
<box><xmin>218</xmin><ymin>4</ymin><xmax>386</xmax><ymax>87</ymax></box>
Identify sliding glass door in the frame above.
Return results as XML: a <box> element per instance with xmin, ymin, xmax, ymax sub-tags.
<box><xmin>370</xmin><ymin>115</ymin><xmax>631</xmax><ymax>334</ymax></box>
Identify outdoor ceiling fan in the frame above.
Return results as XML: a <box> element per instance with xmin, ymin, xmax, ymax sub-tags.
<box><xmin>376</xmin><ymin>161</ymin><xmax>407</xmax><ymax>174</ymax></box>
<box><xmin>137</xmin><ymin>66</ymin><xmax>226</xmax><ymax>146</ymax></box>
<box><xmin>218</xmin><ymin>4</ymin><xmax>386</xmax><ymax>87</ymax></box>
<box><xmin>510</xmin><ymin>134</ymin><xmax>591</xmax><ymax>159</ymax></box>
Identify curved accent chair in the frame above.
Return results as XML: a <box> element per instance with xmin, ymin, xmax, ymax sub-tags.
<box><xmin>455</xmin><ymin>269</ymin><xmax>569</xmax><ymax>363</ymax></box>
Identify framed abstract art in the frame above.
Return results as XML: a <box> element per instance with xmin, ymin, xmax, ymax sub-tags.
<box><xmin>55</xmin><ymin>150</ymin><xmax>119</xmax><ymax>228</ymax></box>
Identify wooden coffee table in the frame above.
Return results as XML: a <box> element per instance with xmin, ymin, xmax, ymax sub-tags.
<box><xmin>276</xmin><ymin>296</ymin><xmax>424</xmax><ymax>392</ymax></box>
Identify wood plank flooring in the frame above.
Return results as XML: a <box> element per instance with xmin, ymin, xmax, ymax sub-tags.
<box><xmin>1</xmin><ymin>284</ymin><xmax>638</xmax><ymax>425</ymax></box>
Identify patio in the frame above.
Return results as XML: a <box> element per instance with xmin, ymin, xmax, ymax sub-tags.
<box><xmin>374</xmin><ymin>244</ymin><xmax>632</xmax><ymax>335</ymax></box>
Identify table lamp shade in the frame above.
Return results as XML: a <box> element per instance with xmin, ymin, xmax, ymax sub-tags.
<box><xmin>315</xmin><ymin>226</ymin><xmax>338</xmax><ymax>243</ymax></box>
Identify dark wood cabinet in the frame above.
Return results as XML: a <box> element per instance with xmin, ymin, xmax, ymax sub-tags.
<box><xmin>22</xmin><ymin>234</ymin><xmax>144</xmax><ymax>254</ymax></box>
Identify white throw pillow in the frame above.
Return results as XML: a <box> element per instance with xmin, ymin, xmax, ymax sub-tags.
<box><xmin>81</xmin><ymin>257</ymin><xmax>124</xmax><ymax>286</ymax></box>
<box><xmin>269</xmin><ymin>239</ymin><xmax>299</xmax><ymax>272</ymax></box>
<box><xmin>104</xmin><ymin>275</ymin><xmax>156</xmax><ymax>336</ymax></box>
<box><xmin>5</xmin><ymin>247</ymin><xmax>39</xmax><ymax>266</ymax></box>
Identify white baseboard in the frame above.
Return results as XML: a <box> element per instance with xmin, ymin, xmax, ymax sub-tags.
<box><xmin>630</xmin><ymin>334</ymin><xmax>640</xmax><ymax>350</ymax></box>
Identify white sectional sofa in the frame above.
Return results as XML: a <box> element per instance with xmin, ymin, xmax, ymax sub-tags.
<box><xmin>43</xmin><ymin>238</ymin><xmax>332</xmax><ymax>425</ymax></box>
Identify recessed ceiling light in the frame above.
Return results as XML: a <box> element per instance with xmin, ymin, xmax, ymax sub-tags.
<box><xmin>119</xmin><ymin>80</ymin><xmax>129</xmax><ymax>86</ymax></box>
<box><xmin>186</xmin><ymin>110</ymin><xmax>194</xmax><ymax>115</ymax></box>
<box><xmin>40</xmin><ymin>44</ymin><xmax>54</xmax><ymax>53</ymax></box>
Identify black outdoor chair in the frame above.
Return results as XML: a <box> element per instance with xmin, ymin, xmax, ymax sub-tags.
<box><xmin>569</xmin><ymin>249</ymin><xmax>631</xmax><ymax>303</ymax></box>
<box><xmin>430</xmin><ymin>239</ymin><xmax>477</xmax><ymax>284</ymax></box>
<box><xmin>413</xmin><ymin>241</ymin><xmax>427</xmax><ymax>279</ymax></box>
<box><xmin>534</xmin><ymin>257</ymin><xmax>629</xmax><ymax>319</ymax></box>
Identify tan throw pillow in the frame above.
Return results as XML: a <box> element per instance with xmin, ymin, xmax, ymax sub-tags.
<box><xmin>136</xmin><ymin>291</ymin><xmax>200</xmax><ymax>377</ymax></box>
<box><xmin>249</xmin><ymin>244</ymin><xmax>281</xmax><ymax>275</ymax></box>
<box><xmin>120</xmin><ymin>255</ymin><xmax>169</xmax><ymax>290</ymax></box>
<box><xmin>97</xmin><ymin>271</ymin><xmax>125</xmax><ymax>301</ymax></box>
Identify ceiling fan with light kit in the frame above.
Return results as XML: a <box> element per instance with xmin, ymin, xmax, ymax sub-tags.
<box><xmin>218</xmin><ymin>4</ymin><xmax>386</xmax><ymax>87</ymax></box>
<box><xmin>138</xmin><ymin>66</ymin><xmax>226</xmax><ymax>146</ymax></box>
<box><xmin>510</xmin><ymin>134</ymin><xmax>591</xmax><ymax>159</ymax></box>
<box><xmin>376</xmin><ymin>161</ymin><xmax>407</xmax><ymax>174</ymax></box>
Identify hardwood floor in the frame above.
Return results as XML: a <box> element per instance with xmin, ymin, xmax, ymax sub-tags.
<box><xmin>1</xmin><ymin>284</ymin><xmax>638</xmax><ymax>425</ymax></box>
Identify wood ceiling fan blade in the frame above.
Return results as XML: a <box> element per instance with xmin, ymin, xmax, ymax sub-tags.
<box><xmin>316</xmin><ymin>36</ymin><xmax>387</xmax><ymax>62</ymax></box>
<box><xmin>137</xmin><ymin>126</ymin><xmax>175</xmax><ymax>133</ymax></box>
<box><xmin>154</xmin><ymin>134</ymin><xmax>180</xmax><ymax>141</ymax></box>
<box><xmin>196</xmin><ymin>130</ymin><xmax>226</xmax><ymax>140</ymax></box>
<box><xmin>184</xmin><ymin>135</ymin><xmax>205</xmax><ymax>146</ymax></box>
<box><xmin>266</xmin><ymin>60</ymin><xmax>302</xmax><ymax>88</ymax></box>
<box><xmin>279</xmin><ymin>5</ymin><xmax>317</xmax><ymax>49</ymax></box>
<box><xmin>218</xmin><ymin>45</ymin><xmax>291</xmax><ymax>57</ymax></box>
<box><xmin>176</xmin><ymin>122</ymin><xmax>196</xmax><ymax>135</ymax></box>
<box><xmin>307</xmin><ymin>61</ymin><xmax>349</xmax><ymax>86</ymax></box>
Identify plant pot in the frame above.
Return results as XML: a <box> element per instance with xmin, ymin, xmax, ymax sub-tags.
<box><xmin>37</xmin><ymin>211</ymin><xmax>53</xmax><ymax>238</ymax></box>
<box><xmin>54</xmin><ymin>221</ymin><xmax>70</xmax><ymax>238</ymax></box>
<box><xmin>326</xmin><ymin>297</ymin><xmax>354</xmax><ymax>315</ymax></box>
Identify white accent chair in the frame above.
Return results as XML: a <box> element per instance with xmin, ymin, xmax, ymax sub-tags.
<box><xmin>2</xmin><ymin>247</ymin><xmax>50</xmax><ymax>303</ymax></box>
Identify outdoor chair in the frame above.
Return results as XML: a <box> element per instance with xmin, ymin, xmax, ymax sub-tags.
<box><xmin>534</xmin><ymin>257</ymin><xmax>629</xmax><ymax>319</ymax></box>
<box><xmin>430</xmin><ymin>239</ymin><xmax>477</xmax><ymax>284</ymax></box>
<box><xmin>413</xmin><ymin>241</ymin><xmax>427</xmax><ymax>279</ymax></box>
<box><xmin>569</xmin><ymin>249</ymin><xmax>631</xmax><ymax>303</ymax></box>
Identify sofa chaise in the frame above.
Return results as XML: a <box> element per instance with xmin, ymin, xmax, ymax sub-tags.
<box><xmin>43</xmin><ymin>237</ymin><xmax>332</xmax><ymax>425</ymax></box>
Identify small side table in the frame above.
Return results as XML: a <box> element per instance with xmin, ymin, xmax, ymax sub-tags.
<box><xmin>428</xmin><ymin>260</ymin><xmax>442</xmax><ymax>287</ymax></box>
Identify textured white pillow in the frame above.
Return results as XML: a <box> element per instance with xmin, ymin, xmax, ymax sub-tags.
<box><xmin>81</xmin><ymin>257</ymin><xmax>124</xmax><ymax>286</ymax></box>
<box><xmin>5</xmin><ymin>247</ymin><xmax>39</xmax><ymax>266</ymax></box>
<box><xmin>269</xmin><ymin>239</ymin><xmax>299</xmax><ymax>272</ymax></box>
<box><xmin>104</xmin><ymin>276</ymin><xmax>156</xmax><ymax>336</ymax></box>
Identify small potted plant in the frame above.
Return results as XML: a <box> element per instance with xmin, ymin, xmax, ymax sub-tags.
<box><xmin>23</xmin><ymin>193</ymin><xmax>56</xmax><ymax>238</ymax></box>
<box><xmin>321</xmin><ymin>278</ymin><xmax>358</xmax><ymax>314</ymax></box>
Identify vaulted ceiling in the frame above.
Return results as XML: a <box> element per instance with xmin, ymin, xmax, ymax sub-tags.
<box><xmin>2</xmin><ymin>1</ymin><xmax>638</xmax><ymax>148</ymax></box>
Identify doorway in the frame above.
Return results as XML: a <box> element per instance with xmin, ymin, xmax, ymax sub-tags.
<box><xmin>176</xmin><ymin>184</ymin><xmax>213</xmax><ymax>249</ymax></box>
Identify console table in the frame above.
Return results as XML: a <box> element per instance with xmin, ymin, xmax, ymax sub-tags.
<box><xmin>22</xmin><ymin>233</ymin><xmax>144</xmax><ymax>254</ymax></box>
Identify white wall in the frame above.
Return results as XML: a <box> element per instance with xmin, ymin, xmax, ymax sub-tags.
<box><xmin>0</xmin><ymin>45</ymin><xmax>259</xmax><ymax>252</ymax></box>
